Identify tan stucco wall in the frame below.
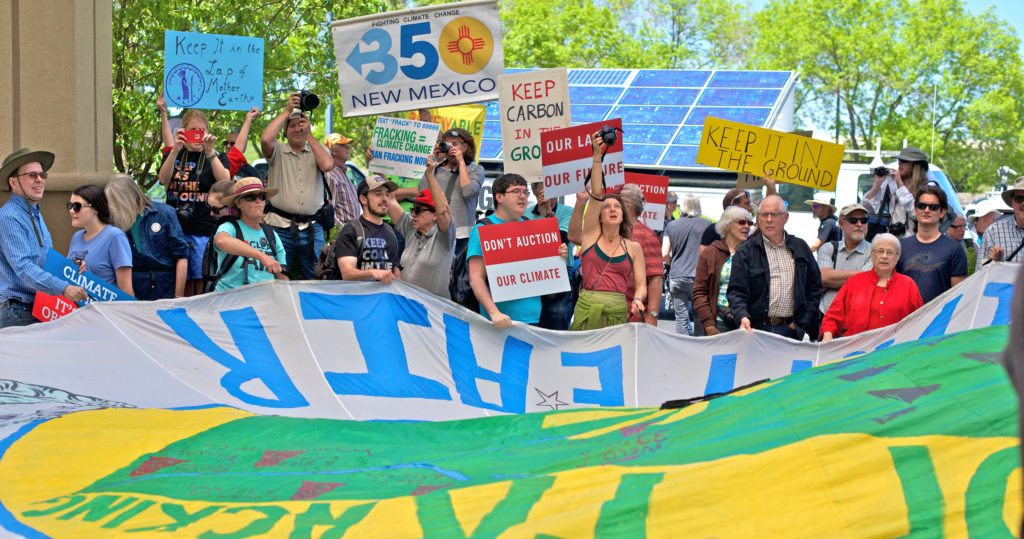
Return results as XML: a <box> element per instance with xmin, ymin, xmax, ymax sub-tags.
<box><xmin>0</xmin><ymin>0</ymin><xmax>114</xmax><ymax>251</ymax></box>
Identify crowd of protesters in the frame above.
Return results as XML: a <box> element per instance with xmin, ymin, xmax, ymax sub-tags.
<box><xmin>2</xmin><ymin>94</ymin><xmax>1023</xmax><ymax>340</ymax></box>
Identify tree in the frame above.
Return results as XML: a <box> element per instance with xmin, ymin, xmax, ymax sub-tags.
<box><xmin>751</xmin><ymin>0</ymin><xmax>1024</xmax><ymax>191</ymax></box>
<box><xmin>112</xmin><ymin>0</ymin><xmax>388</xmax><ymax>188</ymax></box>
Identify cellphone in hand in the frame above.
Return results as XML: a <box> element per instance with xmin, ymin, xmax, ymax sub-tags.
<box><xmin>183</xmin><ymin>129</ymin><xmax>204</xmax><ymax>144</ymax></box>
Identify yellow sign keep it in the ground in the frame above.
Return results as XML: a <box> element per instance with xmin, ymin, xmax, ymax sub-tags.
<box><xmin>696</xmin><ymin>117</ymin><xmax>845</xmax><ymax>192</ymax></box>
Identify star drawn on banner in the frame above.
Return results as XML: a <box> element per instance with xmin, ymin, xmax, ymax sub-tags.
<box><xmin>535</xmin><ymin>388</ymin><xmax>568</xmax><ymax>411</ymax></box>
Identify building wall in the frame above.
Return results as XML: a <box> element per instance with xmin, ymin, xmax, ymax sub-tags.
<box><xmin>0</xmin><ymin>0</ymin><xmax>114</xmax><ymax>251</ymax></box>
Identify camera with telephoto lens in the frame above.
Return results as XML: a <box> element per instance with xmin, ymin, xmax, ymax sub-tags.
<box><xmin>298</xmin><ymin>90</ymin><xmax>320</xmax><ymax>112</ymax></box>
<box><xmin>437</xmin><ymin>141</ymin><xmax>452</xmax><ymax>153</ymax></box>
<box><xmin>873</xmin><ymin>166</ymin><xmax>891</xmax><ymax>177</ymax></box>
<box><xmin>599</xmin><ymin>125</ymin><xmax>618</xmax><ymax>146</ymax></box>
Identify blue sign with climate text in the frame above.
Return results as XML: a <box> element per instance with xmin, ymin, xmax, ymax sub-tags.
<box><xmin>163</xmin><ymin>30</ymin><xmax>264</xmax><ymax>111</ymax></box>
<box><xmin>44</xmin><ymin>249</ymin><xmax>135</xmax><ymax>304</ymax></box>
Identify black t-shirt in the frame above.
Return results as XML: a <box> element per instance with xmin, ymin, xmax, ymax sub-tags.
<box><xmin>161</xmin><ymin>150</ymin><xmax>229</xmax><ymax>236</ymax></box>
<box><xmin>701</xmin><ymin>224</ymin><xmax>720</xmax><ymax>246</ymax></box>
<box><xmin>332</xmin><ymin>217</ymin><xmax>401</xmax><ymax>275</ymax></box>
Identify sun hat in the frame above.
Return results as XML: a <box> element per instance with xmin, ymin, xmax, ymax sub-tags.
<box><xmin>1</xmin><ymin>147</ymin><xmax>55</xmax><ymax>190</ymax></box>
<box><xmin>221</xmin><ymin>177</ymin><xmax>279</xmax><ymax>207</ymax></box>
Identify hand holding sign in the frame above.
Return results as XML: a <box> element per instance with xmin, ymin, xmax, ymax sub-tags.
<box><xmin>478</xmin><ymin>218</ymin><xmax>569</xmax><ymax>303</ymax></box>
<box><xmin>163</xmin><ymin>30</ymin><xmax>264</xmax><ymax>111</ymax></box>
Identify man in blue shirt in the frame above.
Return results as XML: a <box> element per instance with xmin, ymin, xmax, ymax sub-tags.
<box><xmin>0</xmin><ymin>148</ymin><xmax>87</xmax><ymax>327</ymax></box>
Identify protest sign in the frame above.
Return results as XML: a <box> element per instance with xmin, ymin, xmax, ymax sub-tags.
<box><xmin>331</xmin><ymin>0</ymin><xmax>504</xmax><ymax>117</ymax></box>
<box><xmin>540</xmin><ymin>119</ymin><xmax>625</xmax><ymax>198</ymax></box>
<box><xmin>478</xmin><ymin>218</ymin><xmax>569</xmax><ymax>302</ymax></box>
<box><xmin>625</xmin><ymin>172</ymin><xmax>670</xmax><ymax>231</ymax></box>
<box><xmin>43</xmin><ymin>249</ymin><xmax>135</xmax><ymax>304</ymax></box>
<box><xmin>32</xmin><ymin>292</ymin><xmax>77</xmax><ymax>323</ymax></box>
<box><xmin>736</xmin><ymin>173</ymin><xmax>765</xmax><ymax>190</ymax></box>
<box><xmin>163</xmin><ymin>30</ymin><xmax>263</xmax><ymax>111</ymax></box>
<box><xmin>368</xmin><ymin>117</ymin><xmax>441</xmax><ymax>179</ymax></box>
<box><xmin>696</xmin><ymin>117</ymin><xmax>844</xmax><ymax>191</ymax></box>
<box><xmin>499</xmin><ymin>68</ymin><xmax>571</xmax><ymax>182</ymax></box>
<box><xmin>407</xmin><ymin>104</ymin><xmax>486</xmax><ymax>151</ymax></box>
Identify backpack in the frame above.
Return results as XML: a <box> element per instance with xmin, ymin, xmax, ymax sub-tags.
<box><xmin>449</xmin><ymin>216</ymin><xmax>497</xmax><ymax>312</ymax></box>
<box><xmin>315</xmin><ymin>218</ymin><xmax>398</xmax><ymax>280</ymax></box>
<box><xmin>201</xmin><ymin>219</ymin><xmax>279</xmax><ymax>293</ymax></box>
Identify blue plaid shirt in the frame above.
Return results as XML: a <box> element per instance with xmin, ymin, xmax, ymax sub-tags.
<box><xmin>0</xmin><ymin>193</ymin><xmax>67</xmax><ymax>302</ymax></box>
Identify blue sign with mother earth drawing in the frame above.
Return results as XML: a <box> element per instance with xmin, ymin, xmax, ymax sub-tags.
<box><xmin>163</xmin><ymin>30</ymin><xmax>264</xmax><ymax>111</ymax></box>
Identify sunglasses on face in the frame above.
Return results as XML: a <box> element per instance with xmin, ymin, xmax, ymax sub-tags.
<box><xmin>1011</xmin><ymin>195</ymin><xmax>1024</xmax><ymax>204</ymax></box>
<box><xmin>209</xmin><ymin>205</ymin><xmax>227</xmax><ymax>214</ymax></box>
<box><xmin>223</xmin><ymin>140</ymin><xmax>235</xmax><ymax>147</ymax></box>
<box><xmin>18</xmin><ymin>171</ymin><xmax>47</xmax><ymax>180</ymax></box>
<box><xmin>948</xmin><ymin>224</ymin><xmax>965</xmax><ymax>229</ymax></box>
<box><xmin>845</xmin><ymin>217</ymin><xmax>869</xmax><ymax>224</ymax></box>
<box><xmin>66</xmin><ymin>202</ymin><xmax>92</xmax><ymax>212</ymax></box>
<box><xmin>412</xmin><ymin>206</ymin><xmax>435</xmax><ymax>215</ymax></box>
<box><xmin>239</xmin><ymin>193</ymin><xmax>267</xmax><ymax>203</ymax></box>
<box><xmin>735</xmin><ymin>219</ymin><xmax>754</xmax><ymax>226</ymax></box>
<box><xmin>916</xmin><ymin>202</ymin><xmax>942</xmax><ymax>211</ymax></box>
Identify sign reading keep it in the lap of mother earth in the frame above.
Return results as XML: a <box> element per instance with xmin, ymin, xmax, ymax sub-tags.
<box><xmin>163</xmin><ymin>30</ymin><xmax>264</xmax><ymax>111</ymax></box>
<box><xmin>697</xmin><ymin>117</ymin><xmax>845</xmax><ymax>192</ymax></box>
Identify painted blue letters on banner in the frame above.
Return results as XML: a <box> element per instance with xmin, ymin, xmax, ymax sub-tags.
<box><xmin>43</xmin><ymin>248</ymin><xmax>134</xmax><ymax>303</ymax></box>
<box><xmin>163</xmin><ymin>30</ymin><xmax>264</xmax><ymax>111</ymax></box>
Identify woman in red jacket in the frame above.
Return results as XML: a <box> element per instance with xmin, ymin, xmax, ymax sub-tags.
<box><xmin>821</xmin><ymin>233</ymin><xmax>924</xmax><ymax>341</ymax></box>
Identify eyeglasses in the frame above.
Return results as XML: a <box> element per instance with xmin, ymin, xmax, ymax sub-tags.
<box><xmin>501</xmin><ymin>188</ymin><xmax>529</xmax><ymax>197</ymax></box>
<box><xmin>916</xmin><ymin>202</ymin><xmax>942</xmax><ymax>211</ymax></box>
<box><xmin>735</xmin><ymin>219</ymin><xmax>754</xmax><ymax>226</ymax></box>
<box><xmin>845</xmin><ymin>217</ymin><xmax>869</xmax><ymax>224</ymax></box>
<box><xmin>18</xmin><ymin>171</ymin><xmax>47</xmax><ymax>180</ymax></box>
<box><xmin>412</xmin><ymin>206</ymin><xmax>434</xmax><ymax>215</ymax></box>
<box><xmin>759</xmin><ymin>211</ymin><xmax>786</xmax><ymax>219</ymax></box>
<box><xmin>1011</xmin><ymin>195</ymin><xmax>1024</xmax><ymax>204</ymax></box>
<box><xmin>239</xmin><ymin>193</ymin><xmax>267</xmax><ymax>203</ymax></box>
<box><xmin>948</xmin><ymin>223</ymin><xmax>965</xmax><ymax>229</ymax></box>
<box><xmin>209</xmin><ymin>205</ymin><xmax>227</xmax><ymax>214</ymax></box>
<box><xmin>873</xmin><ymin>249</ymin><xmax>898</xmax><ymax>256</ymax></box>
<box><xmin>223</xmin><ymin>140</ymin><xmax>235</xmax><ymax>148</ymax></box>
<box><xmin>66</xmin><ymin>202</ymin><xmax>93</xmax><ymax>212</ymax></box>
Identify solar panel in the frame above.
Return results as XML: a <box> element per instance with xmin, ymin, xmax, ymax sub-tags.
<box><xmin>475</xmin><ymin>68</ymin><xmax>797</xmax><ymax>168</ymax></box>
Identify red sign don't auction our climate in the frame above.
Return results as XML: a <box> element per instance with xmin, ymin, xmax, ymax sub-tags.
<box><xmin>478</xmin><ymin>218</ymin><xmax>570</xmax><ymax>302</ymax></box>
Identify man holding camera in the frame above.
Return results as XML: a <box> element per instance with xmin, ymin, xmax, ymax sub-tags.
<box><xmin>260</xmin><ymin>91</ymin><xmax>334</xmax><ymax>279</ymax></box>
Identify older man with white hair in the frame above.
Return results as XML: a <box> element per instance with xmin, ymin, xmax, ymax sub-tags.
<box><xmin>979</xmin><ymin>177</ymin><xmax>1024</xmax><ymax>268</ymax></box>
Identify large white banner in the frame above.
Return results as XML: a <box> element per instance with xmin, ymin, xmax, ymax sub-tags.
<box><xmin>0</xmin><ymin>264</ymin><xmax>1018</xmax><ymax>430</ymax></box>
<box><xmin>331</xmin><ymin>0</ymin><xmax>504</xmax><ymax>117</ymax></box>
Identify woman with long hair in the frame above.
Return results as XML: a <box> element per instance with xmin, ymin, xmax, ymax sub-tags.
<box><xmin>692</xmin><ymin>206</ymin><xmax>753</xmax><ymax>335</ymax></box>
<box><xmin>67</xmin><ymin>184</ymin><xmax>134</xmax><ymax>296</ymax></box>
<box><xmin>568</xmin><ymin>132</ymin><xmax>646</xmax><ymax>330</ymax></box>
<box><xmin>105</xmin><ymin>176</ymin><xmax>188</xmax><ymax>300</ymax></box>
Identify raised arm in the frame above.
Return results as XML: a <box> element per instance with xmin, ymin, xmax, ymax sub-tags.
<box><xmin>260</xmin><ymin>92</ymin><xmax>300</xmax><ymax>158</ymax></box>
<box><xmin>235</xmin><ymin>107</ymin><xmax>260</xmax><ymax>154</ymax></box>
<box><xmin>424</xmin><ymin>156</ymin><xmax>452</xmax><ymax>231</ymax></box>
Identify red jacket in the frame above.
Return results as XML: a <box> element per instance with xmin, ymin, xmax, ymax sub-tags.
<box><xmin>820</xmin><ymin>270</ymin><xmax>924</xmax><ymax>338</ymax></box>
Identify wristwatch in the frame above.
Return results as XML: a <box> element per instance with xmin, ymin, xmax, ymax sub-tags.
<box><xmin>646</xmin><ymin>311</ymin><xmax>658</xmax><ymax>318</ymax></box>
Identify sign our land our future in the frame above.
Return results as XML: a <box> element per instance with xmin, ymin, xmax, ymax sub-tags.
<box><xmin>331</xmin><ymin>0</ymin><xmax>504</xmax><ymax>117</ymax></box>
<box><xmin>498</xmin><ymin>68</ymin><xmax>571</xmax><ymax>182</ymax></box>
<box><xmin>539</xmin><ymin>119</ymin><xmax>625</xmax><ymax>199</ymax></box>
<box><xmin>696</xmin><ymin>116</ymin><xmax>845</xmax><ymax>192</ymax></box>
<box><xmin>624</xmin><ymin>172</ymin><xmax>670</xmax><ymax>231</ymax></box>
<box><xmin>477</xmin><ymin>218</ymin><xmax>569</xmax><ymax>302</ymax></box>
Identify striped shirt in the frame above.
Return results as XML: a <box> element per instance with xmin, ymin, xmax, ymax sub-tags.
<box><xmin>978</xmin><ymin>217</ymin><xmax>1024</xmax><ymax>271</ymax></box>
<box><xmin>0</xmin><ymin>194</ymin><xmax>68</xmax><ymax>303</ymax></box>
<box><xmin>328</xmin><ymin>165</ymin><xmax>361</xmax><ymax>224</ymax></box>
<box><xmin>764</xmin><ymin>234</ymin><xmax>795</xmax><ymax>318</ymax></box>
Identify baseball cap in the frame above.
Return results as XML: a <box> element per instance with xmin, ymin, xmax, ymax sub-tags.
<box><xmin>323</xmin><ymin>133</ymin><xmax>353</xmax><ymax>147</ymax></box>
<box><xmin>413</xmin><ymin>189</ymin><xmax>436</xmax><ymax>209</ymax></box>
<box><xmin>838</xmin><ymin>203</ymin><xmax>869</xmax><ymax>218</ymax></box>
<box><xmin>357</xmin><ymin>174</ymin><xmax>398</xmax><ymax>196</ymax></box>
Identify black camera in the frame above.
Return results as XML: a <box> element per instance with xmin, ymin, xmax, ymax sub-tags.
<box><xmin>298</xmin><ymin>90</ymin><xmax>320</xmax><ymax>112</ymax></box>
<box><xmin>872</xmin><ymin>166</ymin><xmax>891</xmax><ymax>177</ymax></box>
<box><xmin>599</xmin><ymin>125</ymin><xmax>618</xmax><ymax>146</ymax></box>
<box><xmin>437</xmin><ymin>141</ymin><xmax>452</xmax><ymax>153</ymax></box>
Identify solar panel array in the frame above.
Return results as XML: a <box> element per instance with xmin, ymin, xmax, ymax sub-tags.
<box><xmin>479</xmin><ymin>69</ymin><xmax>797</xmax><ymax>171</ymax></box>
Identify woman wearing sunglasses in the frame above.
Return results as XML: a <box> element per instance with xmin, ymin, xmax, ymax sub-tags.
<box><xmin>821</xmin><ymin>233</ymin><xmax>923</xmax><ymax>341</ymax></box>
<box><xmin>692</xmin><ymin>206</ymin><xmax>753</xmax><ymax>335</ymax></box>
<box><xmin>67</xmin><ymin>184</ymin><xmax>134</xmax><ymax>297</ymax></box>
<box><xmin>210</xmin><ymin>178</ymin><xmax>288</xmax><ymax>291</ymax></box>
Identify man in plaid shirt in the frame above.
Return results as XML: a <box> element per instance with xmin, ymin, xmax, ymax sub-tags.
<box><xmin>979</xmin><ymin>178</ymin><xmax>1024</xmax><ymax>268</ymax></box>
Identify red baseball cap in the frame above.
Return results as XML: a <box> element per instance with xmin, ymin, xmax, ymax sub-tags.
<box><xmin>413</xmin><ymin>189</ymin><xmax>436</xmax><ymax>209</ymax></box>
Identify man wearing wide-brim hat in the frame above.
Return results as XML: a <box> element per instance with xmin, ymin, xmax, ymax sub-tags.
<box><xmin>209</xmin><ymin>177</ymin><xmax>287</xmax><ymax>292</ymax></box>
<box><xmin>0</xmin><ymin>148</ymin><xmax>88</xmax><ymax>327</ymax></box>
<box><xmin>980</xmin><ymin>177</ymin><xmax>1024</xmax><ymax>267</ymax></box>
<box><xmin>803</xmin><ymin>192</ymin><xmax>840</xmax><ymax>252</ymax></box>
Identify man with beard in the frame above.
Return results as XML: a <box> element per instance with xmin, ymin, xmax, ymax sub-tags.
<box><xmin>333</xmin><ymin>175</ymin><xmax>401</xmax><ymax>283</ymax></box>
<box><xmin>816</xmin><ymin>203</ymin><xmax>873</xmax><ymax>338</ymax></box>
